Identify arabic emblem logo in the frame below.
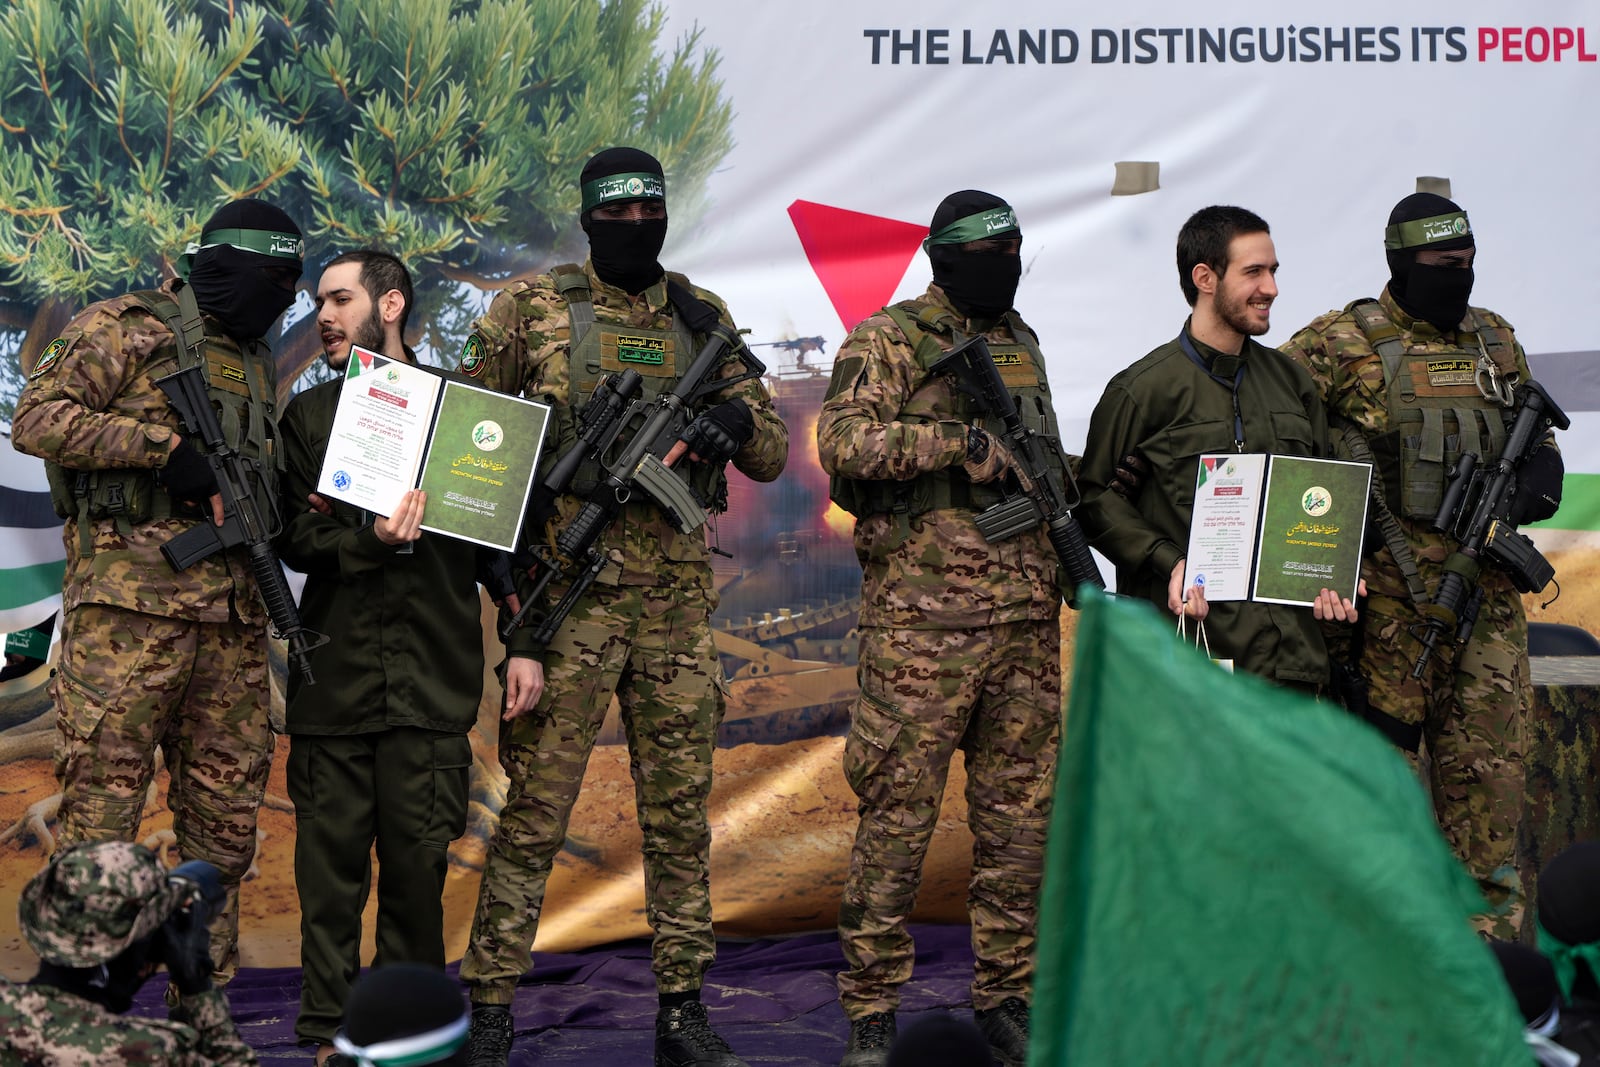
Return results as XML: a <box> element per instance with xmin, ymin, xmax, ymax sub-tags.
<box><xmin>1301</xmin><ymin>486</ymin><xmax>1332</xmax><ymax>517</ymax></box>
<box><xmin>472</xmin><ymin>420</ymin><xmax>504</xmax><ymax>451</ymax></box>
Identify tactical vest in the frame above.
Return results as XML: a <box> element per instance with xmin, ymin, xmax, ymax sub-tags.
<box><xmin>1347</xmin><ymin>299</ymin><xmax>1516</xmax><ymax>522</ymax></box>
<box><xmin>826</xmin><ymin>298</ymin><xmax>1068</xmax><ymax>522</ymax></box>
<box><xmin>539</xmin><ymin>264</ymin><xmax>729</xmax><ymax>511</ymax></box>
<box><xmin>45</xmin><ymin>285</ymin><xmax>280</xmax><ymax>546</ymax></box>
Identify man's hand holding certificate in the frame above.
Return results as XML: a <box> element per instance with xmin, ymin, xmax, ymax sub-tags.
<box><xmin>315</xmin><ymin>346</ymin><xmax>550</xmax><ymax>551</ymax></box>
<box><xmin>1184</xmin><ymin>453</ymin><xmax>1371</xmax><ymax>608</ymax></box>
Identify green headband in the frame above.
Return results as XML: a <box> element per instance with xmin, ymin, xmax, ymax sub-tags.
<box><xmin>924</xmin><ymin>206</ymin><xmax>1020</xmax><ymax>252</ymax></box>
<box><xmin>1536</xmin><ymin>919</ymin><xmax>1600</xmax><ymax>1003</ymax></box>
<box><xmin>581</xmin><ymin>172</ymin><xmax>666</xmax><ymax>212</ymax></box>
<box><xmin>4</xmin><ymin>628</ymin><xmax>50</xmax><ymax>660</ymax></box>
<box><xmin>1384</xmin><ymin>211</ymin><xmax>1472</xmax><ymax>250</ymax></box>
<box><xmin>202</xmin><ymin>227</ymin><xmax>304</xmax><ymax>260</ymax></box>
<box><xmin>177</xmin><ymin>227</ymin><xmax>303</xmax><ymax>280</ymax></box>
<box><xmin>332</xmin><ymin>1014</ymin><xmax>469</xmax><ymax>1067</ymax></box>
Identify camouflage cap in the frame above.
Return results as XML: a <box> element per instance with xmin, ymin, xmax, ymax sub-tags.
<box><xmin>18</xmin><ymin>842</ymin><xmax>182</xmax><ymax>967</ymax></box>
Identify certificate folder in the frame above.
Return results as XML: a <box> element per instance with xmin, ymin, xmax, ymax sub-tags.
<box><xmin>315</xmin><ymin>346</ymin><xmax>550</xmax><ymax>551</ymax></box>
<box><xmin>1183</xmin><ymin>453</ymin><xmax>1371</xmax><ymax>607</ymax></box>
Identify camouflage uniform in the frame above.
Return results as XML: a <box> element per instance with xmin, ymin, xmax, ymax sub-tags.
<box><xmin>10</xmin><ymin>279</ymin><xmax>278</xmax><ymax>981</ymax></box>
<box><xmin>1</xmin><ymin>840</ymin><xmax>257</xmax><ymax>1064</ymax></box>
<box><xmin>0</xmin><ymin>981</ymin><xmax>258</xmax><ymax>1065</ymax></box>
<box><xmin>457</xmin><ymin>261</ymin><xmax>787</xmax><ymax>1002</ymax></box>
<box><xmin>1281</xmin><ymin>288</ymin><xmax>1544</xmax><ymax>936</ymax></box>
<box><xmin>817</xmin><ymin>285</ymin><xmax>1061</xmax><ymax>1018</ymax></box>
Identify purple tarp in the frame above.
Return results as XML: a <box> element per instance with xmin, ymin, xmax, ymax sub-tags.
<box><xmin>134</xmin><ymin>924</ymin><xmax>980</xmax><ymax>1064</ymax></box>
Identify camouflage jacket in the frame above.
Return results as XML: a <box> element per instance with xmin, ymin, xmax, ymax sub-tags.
<box><xmin>1280</xmin><ymin>288</ymin><xmax>1545</xmax><ymax>605</ymax></box>
<box><xmin>1077</xmin><ymin>325</ymin><xmax>1332</xmax><ymax>687</ymax></box>
<box><xmin>0</xmin><ymin>980</ymin><xmax>258</xmax><ymax>1065</ymax></box>
<box><xmin>10</xmin><ymin>280</ymin><xmax>275</xmax><ymax>624</ymax></box>
<box><xmin>817</xmin><ymin>286</ymin><xmax>1060</xmax><ymax>630</ymax></box>
<box><xmin>455</xmin><ymin>261</ymin><xmax>787</xmax><ymax>593</ymax></box>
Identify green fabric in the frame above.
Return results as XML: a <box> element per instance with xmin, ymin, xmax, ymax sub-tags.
<box><xmin>1030</xmin><ymin>588</ymin><xmax>1530</xmax><ymax>1066</ymax></box>
<box><xmin>580</xmin><ymin>172</ymin><xmax>665</xmax><ymax>211</ymax></box>
<box><xmin>1384</xmin><ymin>211</ymin><xmax>1473</xmax><ymax>249</ymax></box>
<box><xmin>923</xmin><ymin>205</ymin><xmax>1018</xmax><ymax>248</ymax></box>
<box><xmin>1536</xmin><ymin>920</ymin><xmax>1600</xmax><ymax>1005</ymax></box>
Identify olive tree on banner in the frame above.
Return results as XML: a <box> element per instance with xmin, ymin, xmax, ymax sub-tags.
<box><xmin>0</xmin><ymin>0</ymin><xmax>734</xmax><ymax>416</ymax></box>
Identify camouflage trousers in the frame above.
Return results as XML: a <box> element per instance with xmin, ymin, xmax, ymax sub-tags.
<box><xmin>838</xmin><ymin>619</ymin><xmax>1061</xmax><ymax>1018</ymax></box>
<box><xmin>462</xmin><ymin>579</ymin><xmax>723</xmax><ymax>1004</ymax></box>
<box><xmin>1361</xmin><ymin>589</ymin><xmax>1529</xmax><ymax>938</ymax></box>
<box><xmin>50</xmin><ymin>602</ymin><xmax>273</xmax><ymax>982</ymax></box>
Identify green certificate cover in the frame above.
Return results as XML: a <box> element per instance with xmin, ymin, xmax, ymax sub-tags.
<box><xmin>1250</xmin><ymin>455</ymin><xmax>1372</xmax><ymax>606</ymax></box>
<box><xmin>416</xmin><ymin>380</ymin><xmax>550</xmax><ymax>551</ymax></box>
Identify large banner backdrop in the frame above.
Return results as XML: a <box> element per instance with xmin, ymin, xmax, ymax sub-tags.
<box><xmin>2</xmin><ymin>0</ymin><xmax>1597</xmax><ymax>971</ymax></box>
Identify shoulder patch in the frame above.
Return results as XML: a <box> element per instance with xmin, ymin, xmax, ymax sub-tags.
<box><xmin>29</xmin><ymin>338</ymin><xmax>68</xmax><ymax>379</ymax></box>
<box><xmin>459</xmin><ymin>333</ymin><xmax>488</xmax><ymax>376</ymax></box>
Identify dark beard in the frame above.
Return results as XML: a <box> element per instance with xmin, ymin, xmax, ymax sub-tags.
<box><xmin>354</xmin><ymin>303</ymin><xmax>387</xmax><ymax>353</ymax></box>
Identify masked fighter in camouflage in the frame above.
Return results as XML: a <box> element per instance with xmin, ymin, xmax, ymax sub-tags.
<box><xmin>455</xmin><ymin>147</ymin><xmax>788</xmax><ymax>1067</ymax></box>
<box><xmin>11</xmin><ymin>199</ymin><xmax>304</xmax><ymax>985</ymax></box>
<box><xmin>818</xmin><ymin>190</ymin><xmax>1061</xmax><ymax>1067</ymax></box>
<box><xmin>1281</xmin><ymin>192</ymin><xmax>1563</xmax><ymax>938</ymax></box>
<box><xmin>0</xmin><ymin>841</ymin><xmax>255</xmax><ymax>1064</ymax></box>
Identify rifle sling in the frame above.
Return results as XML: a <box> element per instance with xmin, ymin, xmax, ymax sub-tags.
<box><xmin>1340</xmin><ymin>422</ymin><xmax>1430</xmax><ymax>609</ymax></box>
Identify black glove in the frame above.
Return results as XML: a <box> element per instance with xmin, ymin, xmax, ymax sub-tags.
<box><xmin>679</xmin><ymin>399</ymin><xmax>754</xmax><ymax>465</ymax></box>
<box><xmin>161</xmin><ymin>861</ymin><xmax>222</xmax><ymax>996</ymax></box>
<box><xmin>475</xmin><ymin>550</ymin><xmax>517</xmax><ymax>605</ymax></box>
<box><xmin>160</xmin><ymin>438</ymin><xmax>219</xmax><ymax>504</ymax></box>
<box><xmin>1109</xmin><ymin>451</ymin><xmax>1150</xmax><ymax>500</ymax></box>
<box><xmin>1511</xmin><ymin>444</ymin><xmax>1563</xmax><ymax>525</ymax></box>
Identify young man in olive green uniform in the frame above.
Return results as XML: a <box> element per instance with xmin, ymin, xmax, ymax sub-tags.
<box><xmin>457</xmin><ymin>147</ymin><xmax>788</xmax><ymax>1067</ymax></box>
<box><xmin>1077</xmin><ymin>205</ymin><xmax>1355</xmax><ymax>689</ymax></box>
<box><xmin>276</xmin><ymin>250</ymin><xmax>536</xmax><ymax>1064</ymax></box>
<box><xmin>11</xmin><ymin>200</ymin><xmax>304</xmax><ymax>984</ymax></box>
<box><xmin>1280</xmin><ymin>192</ymin><xmax>1562</xmax><ymax>937</ymax></box>
<box><xmin>818</xmin><ymin>190</ymin><xmax>1061</xmax><ymax>1067</ymax></box>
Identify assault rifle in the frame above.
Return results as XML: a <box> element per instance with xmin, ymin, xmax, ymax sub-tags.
<box><xmin>155</xmin><ymin>366</ymin><xmax>327</xmax><ymax>684</ymax></box>
<box><xmin>931</xmin><ymin>334</ymin><xmax>1104</xmax><ymax>601</ymax></box>
<box><xmin>1411</xmin><ymin>379</ymin><xmax>1569</xmax><ymax>678</ymax></box>
<box><xmin>500</xmin><ymin>285</ymin><xmax>766</xmax><ymax>645</ymax></box>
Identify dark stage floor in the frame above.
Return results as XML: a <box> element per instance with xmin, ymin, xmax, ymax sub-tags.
<box><xmin>135</xmin><ymin>924</ymin><xmax>981</xmax><ymax>1065</ymax></box>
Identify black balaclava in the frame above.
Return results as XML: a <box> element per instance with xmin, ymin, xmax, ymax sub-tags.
<box><xmin>1537</xmin><ymin>841</ymin><xmax>1600</xmax><ymax>1002</ymax></box>
<box><xmin>183</xmin><ymin>199</ymin><xmax>304</xmax><ymax>341</ymax></box>
<box><xmin>1385</xmin><ymin>191</ymin><xmax>1475</xmax><ymax>332</ymax></box>
<box><xmin>926</xmin><ymin>189</ymin><xmax>1022</xmax><ymax>322</ymax></box>
<box><xmin>336</xmin><ymin>962</ymin><xmax>471</xmax><ymax>1066</ymax></box>
<box><xmin>1489</xmin><ymin>940</ymin><xmax>1559</xmax><ymax>1028</ymax></box>
<box><xmin>580</xmin><ymin>147</ymin><xmax>668</xmax><ymax>295</ymax></box>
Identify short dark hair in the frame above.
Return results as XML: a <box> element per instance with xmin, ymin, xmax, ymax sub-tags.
<box><xmin>323</xmin><ymin>249</ymin><xmax>414</xmax><ymax>337</ymax></box>
<box><xmin>1176</xmin><ymin>206</ymin><xmax>1270</xmax><ymax>307</ymax></box>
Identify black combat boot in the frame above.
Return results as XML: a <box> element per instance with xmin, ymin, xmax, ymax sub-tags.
<box><xmin>839</xmin><ymin>1010</ymin><xmax>896</xmax><ymax>1067</ymax></box>
<box><xmin>466</xmin><ymin>1004</ymin><xmax>514</xmax><ymax>1067</ymax></box>
<box><xmin>975</xmin><ymin>997</ymin><xmax>1030</xmax><ymax>1066</ymax></box>
<box><xmin>654</xmin><ymin>1000</ymin><xmax>748</xmax><ymax>1067</ymax></box>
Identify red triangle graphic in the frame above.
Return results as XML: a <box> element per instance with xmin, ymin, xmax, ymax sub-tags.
<box><xmin>788</xmin><ymin>200</ymin><xmax>927</xmax><ymax>332</ymax></box>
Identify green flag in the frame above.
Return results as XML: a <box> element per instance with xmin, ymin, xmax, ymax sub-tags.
<box><xmin>1031</xmin><ymin>589</ymin><xmax>1530</xmax><ymax>1066</ymax></box>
